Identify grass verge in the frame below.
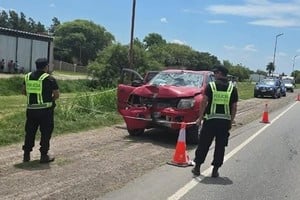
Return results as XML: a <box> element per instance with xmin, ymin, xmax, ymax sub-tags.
<box><xmin>0</xmin><ymin>76</ymin><xmax>123</xmax><ymax>147</ymax></box>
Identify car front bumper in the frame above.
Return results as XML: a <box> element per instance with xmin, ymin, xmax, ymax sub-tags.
<box><xmin>120</xmin><ymin>106</ymin><xmax>198</xmax><ymax>130</ymax></box>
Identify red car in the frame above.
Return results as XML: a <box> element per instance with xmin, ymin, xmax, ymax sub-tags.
<box><xmin>117</xmin><ymin>68</ymin><xmax>215</xmax><ymax>144</ymax></box>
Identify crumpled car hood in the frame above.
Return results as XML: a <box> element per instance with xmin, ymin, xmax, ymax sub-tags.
<box><xmin>132</xmin><ymin>84</ymin><xmax>201</xmax><ymax>98</ymax></box>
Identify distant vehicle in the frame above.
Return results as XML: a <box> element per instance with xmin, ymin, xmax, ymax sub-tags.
<box><xmin>254</xmin><ymin>78</ymin><xmax>281</xmax><ymax>98</ymax></box>
<box><xmin>282</xmin><ymin>79</ymin><xmax>294</xmax><ymax>92</ymax></box>
<box><xmin>282</xmin><ymin>75</ymin><xmax>295</xmax><ymax>83</ymax></box>
<box><xmin>117</xmin><ymin>68</ymin><xmax>215</xmax><ymax>144</ymax></box>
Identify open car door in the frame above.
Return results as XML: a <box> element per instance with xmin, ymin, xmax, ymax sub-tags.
<box><xmin>117</xmin><ymin>68</ymin><xmax>144</xmax><ymax>112</ymax></box>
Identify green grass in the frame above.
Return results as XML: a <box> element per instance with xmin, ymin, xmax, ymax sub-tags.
<box><xmin>236</xmin><ymin>81</ymin><xmax>255</xmax><ymax>100</ymax></box>
<box><xmin>0</xmin><ymin>89</ymin><xmax>123</xmax><ymax>147</ymax></box>
<box><xmin>0</xmin><ymin>76</ymin><xmax>123</xmax><ymax>146</ymax></box>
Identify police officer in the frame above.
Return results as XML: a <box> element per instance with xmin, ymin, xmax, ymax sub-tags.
<box><xmin>192</xmin><ymin>65</ymin><xmax>238</xmax><ymax>177</ymax></box>
<box><xmin>22</xmin><ymin>58</ymin><xmax>59</xmax><ymax>163</ymax></box>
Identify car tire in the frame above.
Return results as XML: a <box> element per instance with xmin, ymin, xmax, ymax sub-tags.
<box><xmin>128</xmin><ymin>128</ymin><xmax>145</xmax><ymax>136</ymax></box>
<box><xmin>186</xmin><ymin>125</ymin><xmax>199</xmax><ymax>145</ymax></box>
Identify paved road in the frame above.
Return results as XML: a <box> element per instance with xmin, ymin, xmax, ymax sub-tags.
<box><xmin>101</xmin><ymin>101</ymin><xmax>300</xmax><ymax>200</ymax></box>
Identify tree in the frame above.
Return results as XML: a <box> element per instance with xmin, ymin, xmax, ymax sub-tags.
<box><xmin>48</xmin><ymin>17</ymin><xmax>61</xmax><ymax>34</ymax></box>
<box><xmin>0</xmin><ymin>10</ymin><xmax>9</xmax><ymax>27</ymax></box>
<box><xmin>19</xmin><ymin>12</ymin><xmax>28</xmax><ymax>31</ymax></box>
<box><xmin>54</xmin><ymin>19</ymin><xmax>115</xmax><ymax>65</ymax></box>
<box><xmin>88</xmin><ymin>43</ymin><xmax>128</xmax><ymax>87</ymax></box>
<box><xmin>27</xmin><ymin>17</ymin><xmax>36</xmax><ymax>30</ymax></box>
<box><xmin>164</xmin><ymin>43</ymin><xmax>194</xmax><ymax>67</ymax></box>
<box><xmin>35</xmin><ymin>22</ymin><xmax>46</xmax><ymax>33</ymax></box>
<box><xmin>256</xmin><ymin>69</ymin><xmax>267</xmax><ymax>76</ymax></box>
<box><xmin>143</xmin><ymin>33</ymin><xmax>166</xmax><ymax>49</ymax></box>
<box><xmin>88</xmin><ymin>42</ymin><xmax>163</xmax><ymax>88</ymax></box>
<box><xmin>190</xmin><ymin>52</ymin><xmax>220</xmax><ymax>70</ymax></box>
<box><xmin>266</xmin><ymin>62</ymin><xmax>275</xmax><ymax>76</ymax></box>
<box><xmin>8</xmin><ymin>10</ymin><xmax>19</xmax><ymax>29</ymax></box>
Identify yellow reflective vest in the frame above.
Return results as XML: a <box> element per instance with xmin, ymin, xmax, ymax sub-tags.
<box><xmin>25</xmin><ymin>72</ymin><xmax>53</xmax><ymax>109</ymax></box>
<box><xmin>205</xmin><ymin>82</ymin><xmax>234</xmax><ymax>120</ymax></box>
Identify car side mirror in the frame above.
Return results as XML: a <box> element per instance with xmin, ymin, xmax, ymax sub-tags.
<box><xmin>132</xmin><ymin>79</ymin><xmax>143</xmax><ymax>87</ymax></box>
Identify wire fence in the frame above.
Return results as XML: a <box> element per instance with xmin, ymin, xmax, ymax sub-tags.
<box><xmin>52</xmin><ymin>60</ymin><xmax>87</xmax><ymax>73</ymax></box>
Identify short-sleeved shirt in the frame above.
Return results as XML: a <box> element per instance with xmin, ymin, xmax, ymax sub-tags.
<box><xmin>23</xmin><ymin>70</ymin><xmax>59</xmax><ymax>108</ymax></box>
<box><xmin>204</xmin><ymin>78</ymin><xmax>238</xmax><ymax>118</ymax></box>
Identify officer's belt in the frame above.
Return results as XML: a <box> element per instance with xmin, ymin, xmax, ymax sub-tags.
<box><xmin>27</xmin><ymin>102</ymin><xmax>53</xmax><ymax>109</ymax></box>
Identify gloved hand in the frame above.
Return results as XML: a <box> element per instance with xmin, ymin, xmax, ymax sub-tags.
<box><xmin>196</xmin><ymin>118</ymin><xmax>202</xmax><ymax>126</ymax></box>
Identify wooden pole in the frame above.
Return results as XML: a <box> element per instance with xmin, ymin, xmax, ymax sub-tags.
<box><xmin>129</xmin><ymin>0</ymin><xmax>136</xmax><ymax>69</ymax></box>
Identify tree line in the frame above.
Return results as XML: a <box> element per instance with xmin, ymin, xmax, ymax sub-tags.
<box><xmin>1</xmin><ymin>10</ymin><xmax>299</xmax><ymax>86</ymax></box>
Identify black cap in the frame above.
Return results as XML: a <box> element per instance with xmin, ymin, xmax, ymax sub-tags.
<box><xmin>212</xmin><ymin>65</ymin><xmax>229</xmax><ymax>76</ymax></box>
<box><xmin>35</xmin><ymin>58</ymin><xmax>49</xmax><ymax>69</ymax></box>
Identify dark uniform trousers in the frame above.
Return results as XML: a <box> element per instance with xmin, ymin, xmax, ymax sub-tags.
<box><xmin>23</xmin><ymin>108</ymin><xmax>54</xmax><ymax>155</ymax></box>
<box><xmin>194</xmin><ymin>119</ymin><xmax>230</xmax><ymax>167</ymax></box>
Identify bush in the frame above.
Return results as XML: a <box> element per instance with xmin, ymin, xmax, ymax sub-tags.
<box><xmin>0</xmin><ymin>77</ymin><xmax>100</xmax><ymax>96</ymax></box>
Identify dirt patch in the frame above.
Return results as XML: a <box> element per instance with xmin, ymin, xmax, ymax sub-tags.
<box><xmin>0</xmin><ymin>91</ymin><xmax>299</xmax><ymax>199</ymax></box>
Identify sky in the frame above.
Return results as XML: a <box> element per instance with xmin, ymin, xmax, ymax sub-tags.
<box><xmin>1</xmin><ymin>0</ymin><xmax>300</xmax><ymax>75</ymax></box>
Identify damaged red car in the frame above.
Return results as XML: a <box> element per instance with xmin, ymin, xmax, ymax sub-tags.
<box><xmin>117</xmin><ymin>68</ymin><xmax>215</xmax><ymax>144</ymax></box>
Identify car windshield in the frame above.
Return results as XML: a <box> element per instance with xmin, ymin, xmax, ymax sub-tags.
<box><xmin>282</xmin><ymin>79</ymin><xmax>293</xmax><ymax>84</ymax></box>
<box><xmin>148</xmin><ymin>71</ymin><xmax>204</xmax><ymax>87</ymax></box>
<box><xmin>260</xmin><ymin>79</ymin><xmax>276</xmax><ymax>86</ymax></box>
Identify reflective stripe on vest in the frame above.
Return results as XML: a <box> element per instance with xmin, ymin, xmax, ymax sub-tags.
<box><xmin>205</xmin><ymin>82</ymin><xmax>234</xmax><ymax>120</ymax></box>
<box><xmin>25</xmin><ymin>72</ymin><xmax>52</xmax><ymax>109</ymax></box>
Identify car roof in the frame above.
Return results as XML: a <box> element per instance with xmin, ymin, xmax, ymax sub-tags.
<box><xmin>161</xmin><ymin>69</ymin><xmax>212</xmax><ymax>74</ymax></box>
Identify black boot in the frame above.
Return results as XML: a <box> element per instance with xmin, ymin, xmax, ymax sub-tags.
<box><xmin>191</xmin><ymin>164</ymin><xmax>201</xmax><ymax>176</ymax></box>
<box><xmin>40</xmin><ymin>154</ymin><xmax>55</xmax><ymax>164</ymax></box>
<box><xmin>23</xmin><ymin>151</ymin><xmax>30</xmax><ymax>162</ymax></box>
<box><xmin>211</xmin><ymin>166</ymin><xmax>219</xmax><ymax>178</ymax></box>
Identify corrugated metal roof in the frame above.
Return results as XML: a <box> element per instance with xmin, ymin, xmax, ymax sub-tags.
<box><xmin>0</xmin><ymin>26</ymin><xmax>53</xmax><ymax>41</ymax></box>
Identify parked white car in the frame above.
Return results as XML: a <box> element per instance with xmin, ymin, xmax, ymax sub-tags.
<box><xmin>282</xmin><ymin>79</ymin><xmax>295</xmax><ymax>92</ymax></box>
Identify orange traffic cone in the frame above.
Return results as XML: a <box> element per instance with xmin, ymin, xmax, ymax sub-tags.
<box><xmin>167</xmin><ymin>122</ymin><xmax>194</xmax><ymax>167</ymax></box>
<box><xmin>260</xmin><ymin>103</ymin><xmax>270</xmax><ymax>123</ymax></box>
<box><xmin>296</xmin><ymin>93</ymin><xmax>300</xmax><ymax>101</ymax></box>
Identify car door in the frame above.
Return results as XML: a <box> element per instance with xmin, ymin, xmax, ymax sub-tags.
<box><xmin>117</xmin><ymin>68</ymin><xmax>144</xmax><ymax>112</ymax></box>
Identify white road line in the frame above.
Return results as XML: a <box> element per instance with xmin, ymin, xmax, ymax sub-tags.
<box><xmin>168</xmin><ymin>101</ymin><xmax>298</xmax><ymax>200</ymax></box>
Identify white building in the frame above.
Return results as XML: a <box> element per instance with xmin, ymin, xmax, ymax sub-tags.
<box><xmin>0</xmin><ymin>27</ymin><xmax>54</xmax><ymax>73</ymax></box>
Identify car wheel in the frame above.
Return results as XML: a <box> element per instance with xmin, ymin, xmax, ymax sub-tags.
<box><xmin>283</xmin><ymin>92</ymin><xmax>286</xmax><ymax>97</ymax></box>
<box><xmin>291</xmin><ymin>89</ymin><xmax>294</xmax><ymax>93</ymax></box>
<box><xmin>186</xmin><ymin>125</ymin><xmax>199</xmax><ymax>145</ymax></box>
<box><xmin>128</xmin><ymin>128</ymin><xmax>145</xmax><ymax>136</ymax></box>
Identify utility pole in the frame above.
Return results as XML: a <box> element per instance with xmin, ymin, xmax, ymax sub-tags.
<box><xmin>129</xmin><ymin>0</ymin><xmax>136</xmax><ymax>69</ymax></box>
<box><xmin>292</xmin><ymin>55</ymin><xmax>299</xmax><ymax>78</ymax></box>
<box><xmin>272</xmin><ymin>33</ymin><xmax>283</xmax><ymax>73</ymax></box>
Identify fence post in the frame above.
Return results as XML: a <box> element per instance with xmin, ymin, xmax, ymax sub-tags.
<box><xmin>74</xmin><ymin>64</ymin><xmax>77</xmax><ymax>73</ymax></box>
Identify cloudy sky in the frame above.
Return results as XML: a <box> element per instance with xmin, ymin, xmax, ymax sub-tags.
<box><xmin>1</xmin><ymin>0</ymin><xmax>300</xmax><ymax>74</ymax></box>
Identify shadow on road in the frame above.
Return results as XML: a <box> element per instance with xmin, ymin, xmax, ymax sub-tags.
<box><xmin>199</xmin><ymin>176</ymin><xmax>233</xmax><ymax>185</ymax></box>
<box><xmin>121</xmin><ymin>128</ymin><xmax>198</xmax><ymax>150</ymax></box>
<box><xmin>14</xmin><ymin>160</ymin><xmax>51</xmax><ymax>171</ymax></box>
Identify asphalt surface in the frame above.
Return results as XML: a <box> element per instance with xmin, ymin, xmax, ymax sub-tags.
<box><xmin>101</xmin><ymin>100</ymin><xmax>300</xmax><ymax>200</ymax></box>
